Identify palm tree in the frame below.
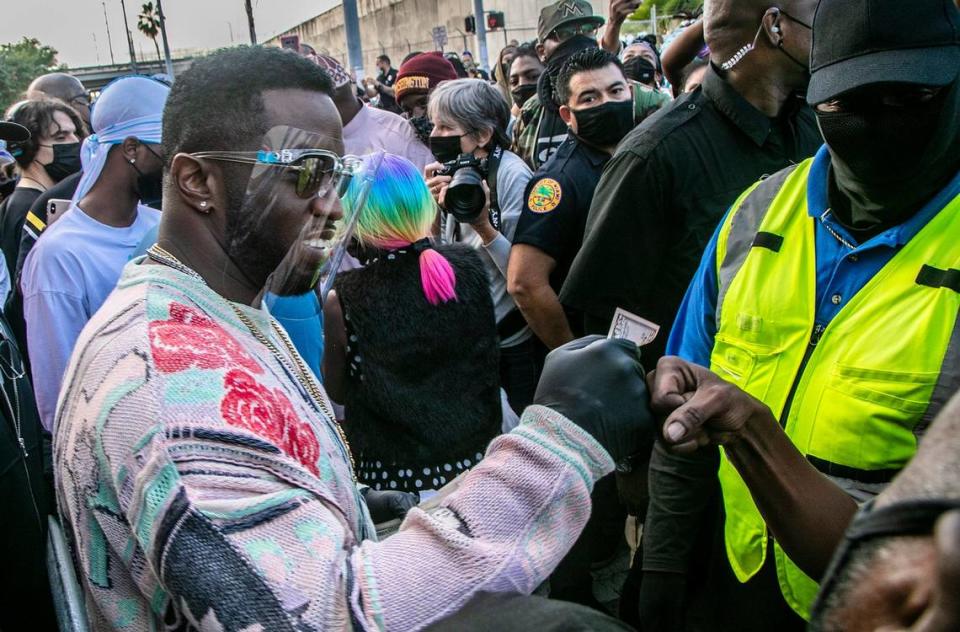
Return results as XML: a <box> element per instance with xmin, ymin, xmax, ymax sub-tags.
<box><xmin>137</xmin><ymin>2</ymin><xmax>162</xmax><ymax>64</ymax></box>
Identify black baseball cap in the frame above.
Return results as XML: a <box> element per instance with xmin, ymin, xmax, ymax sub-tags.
<box><xmin>808</xmin><ymin>0</ymin><xmax>960</xmax><ymax>104</ymax></box>
<box><xmin>538</xmin><ymin>0</ymin><xmax>605</xmax><ymax>43</ymax></box>
<box><xmin>0</xmin><ymin>121</ymin><xmax>30</xmax><ymax>143</ymax></box>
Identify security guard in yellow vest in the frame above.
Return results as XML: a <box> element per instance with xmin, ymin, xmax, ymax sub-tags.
<box><xmin>638</xmin><ymin>0</ymin><xmax>960</xmax><ymax>629</ymax></box>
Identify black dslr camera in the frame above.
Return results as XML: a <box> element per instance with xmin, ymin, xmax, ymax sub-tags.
<box><xmin>438</xmin><ymin>153</ymin><xmax>489</xmax><ymax>224</ymax></box>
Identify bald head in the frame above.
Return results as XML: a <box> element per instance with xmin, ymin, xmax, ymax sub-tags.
<box><xmin>812</xmin><ymin>389</ymin><xmax>960</xmax><ymax>631</ymax></box>
<box><xmin>27</xmin><ymin>73</ymin><xmax>90</xmax><ymax>125</ymax></box>
<box><xmin>704</xmin><ymin>0</ymin><xmax>812</xmax><ymax>64</ymax></box>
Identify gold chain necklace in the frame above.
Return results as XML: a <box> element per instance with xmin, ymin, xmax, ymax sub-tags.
<box><xmin>146</xmin><ymin>244</ymin><xmax>356</xmax><ymax>477</ymax></box>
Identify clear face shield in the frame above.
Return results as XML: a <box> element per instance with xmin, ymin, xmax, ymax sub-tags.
<box><xmin>193</xmin><ymin>126</ymin><xmax>384</xmax><ymax>305</ymax></box>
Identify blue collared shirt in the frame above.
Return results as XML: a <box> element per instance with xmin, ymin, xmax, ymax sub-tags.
<box><xmin>668</xmin><ymin>145</ymin><xmax>960</xmax><ymax>366</ymax></box>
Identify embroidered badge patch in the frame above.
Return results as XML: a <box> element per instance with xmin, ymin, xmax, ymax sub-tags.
<box><xmin>527</xmin><ymin>178</ymin><xmax>562</xmax><ymax>213</ymax></box>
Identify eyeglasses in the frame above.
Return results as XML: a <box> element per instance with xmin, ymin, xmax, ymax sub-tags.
<box><xmin>189</xmin><ymin>149</ymin><xmax>364</xmax><ymax>199</ymax></box>
<box><xmin>550</xmin><ymin>22</ymin><xmax>598</xmax><ymax>42</ymax></box>
<box><xmin>67</xmin><ymin>93</ymin><xmax>91</xmax><ymax>108</ymax></box>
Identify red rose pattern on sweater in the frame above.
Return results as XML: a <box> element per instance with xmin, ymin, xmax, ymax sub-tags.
<box><xmin>149</xmin><ymin>302</ymin><xmax>263</xmax><ymax>375</ymax></box>
<box><xmin>221</xmin><ymin>368</ymin><xmax>321</xmax><ymax>476</ymax></box>
<box><xmin>149</xmin><ymin>301</ymin><xmax>319</xmax><ymax>475</ymax></box>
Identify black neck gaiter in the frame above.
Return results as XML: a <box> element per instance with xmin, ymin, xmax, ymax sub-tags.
<box><xmin>818</xmin><ymin>77</ymin><xmax>960</xmax><ymax>235</ymax></box>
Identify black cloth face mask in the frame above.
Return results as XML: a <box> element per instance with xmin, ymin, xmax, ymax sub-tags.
<box><xmin>42</xmin><ymin>142</ymin><xmax>82</xmax><ymax>183</ymax></box>
<box><xmin>572</xmin><ymin>99</ymin><xmax>634</xmax><ymax>150</ymax></box>
<box><xmin>130</xmin><ymin>144</ymin><xmax>164</xmax><ymax>208</ymax></box>
<box><xmin>541</xmin><ymin>35</ymin><xmax>599</xmax><ymax>112</ymax></box>
<box><xmin>0</xmin><ymin>176</ymin><xmax>17</xmax><ymax>199</ymax></box>
<box><xmin>429</xmin><ymin>135</ymin><xmax>463</xmax><ymax>163</ymax></box>
<box><xmin>511</xmin><ymin>83</ymin><xmax>538</xmax><ymax>109</ymax></box>
<box><xmin>409</xmin><ymin>115</ymin><xmax>435</xmax><ymax>146</ymax></box>
<box><xmin>818</xmin><ymin>78</ymin><xmax>960</xmax><ymax>232</ymax></box>
<box><xmin>623</xmin><ymin>57</ymin><xmax>657</xmax><ymax>87</ymax></box>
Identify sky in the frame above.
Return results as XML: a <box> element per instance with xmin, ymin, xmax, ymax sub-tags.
<box><xmin>1</xmin><ymin>0</ymin><xmax>337</xmax><ymax>68</ymax></box>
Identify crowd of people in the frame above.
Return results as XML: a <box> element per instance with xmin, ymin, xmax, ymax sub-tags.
<box><xmin>0</xmin><ymin>0</ymin><xmax>958</xmax><ymax>629</ymax></box>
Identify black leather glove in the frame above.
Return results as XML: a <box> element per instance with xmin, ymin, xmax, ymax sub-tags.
<box><xmin>533</xmin><ymin>336</ymin><xmax>655</xmax><ymax>463</ymax></box>
<box><xmin>362</xmin><ymin>488</ymin><xmax>418</xmax><ymax>524</ymax></box>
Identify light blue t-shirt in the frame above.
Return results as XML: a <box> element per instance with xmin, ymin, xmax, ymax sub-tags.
<box><xmin>21</xmin><ymin>203</ymin><xmax>161</xmax><ymax>430</ymax></box>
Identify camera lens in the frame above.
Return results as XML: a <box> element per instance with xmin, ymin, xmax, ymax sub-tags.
<box><xmin>445</xmin><ymin>167</ymin><xmax>486</xmax><ymax>223</ymax></box>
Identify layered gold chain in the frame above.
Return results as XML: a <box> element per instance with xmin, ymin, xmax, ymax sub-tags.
<box><xmin>146</xmin><ymin>244</ymin><xmax>356</xmax><ymax>477</ymax></box>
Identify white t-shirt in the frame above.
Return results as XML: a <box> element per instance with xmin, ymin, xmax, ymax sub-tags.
<box><xmin>21</xmin><ymin>203</ymin><xmax>161</xmax><ymax>430</ymax></box>
<box><xmin>342</xmin><ymin>104</ymin><xmax>434</xmax><ymax>172</ymax></box>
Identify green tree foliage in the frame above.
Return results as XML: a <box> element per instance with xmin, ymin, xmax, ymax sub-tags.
<box><xmin>631</xmin><ymin>0</ymin><xmax>702</xmax><ymax>20</ymax></box>
<box><xmin>0</xmin><ymin>37</ymin><xmax>63</xmax><ymax>112</ymax></box>
<box><xmin>138</xmin><ymin>2</ymin><xmax>163</xmax><ymax>64</ymax></box>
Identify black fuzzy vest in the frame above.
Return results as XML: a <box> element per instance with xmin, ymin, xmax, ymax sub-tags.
<box><xmin>334</xmin><ymin>243</ymin><xmax>501</xmax><ymax>485</ymax></box>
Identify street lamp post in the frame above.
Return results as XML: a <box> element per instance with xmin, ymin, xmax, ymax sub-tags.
<box><xmin>156</xmin><ymin>0</ymin><xmax>175</xmax><ymax>78</ymax></box>
<box><xmin>119</xmin><ymin>0</ymin><xmax>139</xmax><ymax>72</ymax></box>
<box><xmin>245</xmin><ymin>0</ymin><xmax>257</xmax><ymax>44</ymax></box>
<box><xmin>472</xmin><ymin>0</ymin><xmax>490</xmax><ymax>72</ymax></box>
<box><xmin>342</xmin><ymin>0</ymin><xmax>365</xmax><ymax>83</ymax></box>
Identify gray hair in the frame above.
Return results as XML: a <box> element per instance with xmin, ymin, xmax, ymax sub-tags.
<box><xmin>428</xmin><ymin>79</ymin><xmax>511</xmax><ymax>147</ymax></box>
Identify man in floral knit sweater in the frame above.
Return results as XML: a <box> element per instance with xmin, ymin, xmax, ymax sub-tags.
<box><xmin>53</xmin><ymin>47</ymin><xmax>653</xmax><ymax>630</ymax></box>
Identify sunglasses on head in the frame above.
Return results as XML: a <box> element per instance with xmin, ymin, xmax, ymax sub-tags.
<box><xmin>189</xmin><ymin>148</ymin><xmax>364</xmax><ymax>199</ymax></box>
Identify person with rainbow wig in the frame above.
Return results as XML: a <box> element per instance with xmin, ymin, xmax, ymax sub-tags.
<box><xmin>323</xmin><ymin>153</ymin><xmax>502</xmax><ymax>494</ymax></box>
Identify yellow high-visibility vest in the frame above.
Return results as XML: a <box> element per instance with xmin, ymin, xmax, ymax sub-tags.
<box><xmin>710</xmin><ymin>159</ymin><xmax>960</xmax><ymax>619</ymax></box>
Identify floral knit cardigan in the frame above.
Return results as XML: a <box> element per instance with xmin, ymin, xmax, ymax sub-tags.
<box><xmin>53</xmin><ymin>260</ymin><xmax>614</xmax><ymax>631</ymax></box>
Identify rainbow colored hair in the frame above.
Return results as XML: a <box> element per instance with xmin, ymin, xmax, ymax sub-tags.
<box><xmin>341</xmin><ymin>153</ymin><xmax>457</xmax><ymax>305</ymax></box>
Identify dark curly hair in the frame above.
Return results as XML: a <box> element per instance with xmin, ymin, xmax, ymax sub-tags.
<box><xmin>555</xmin><ymin>48</ymin><xmax>625</xmax><ymax>106</ymax></box>
<box><xmin>160</xmin><ymin>45</ymin><xmax>334</xmax><ymax>169</ymax></box>
<box><xmin>160</xmin><ymin>45</ymin><xmax>335</xmax><ymax>211</ymax></box>
<box><xmin>7</xmin><ymin>98</ymin><xmax>86</xmax><ymax>167</ymax></box>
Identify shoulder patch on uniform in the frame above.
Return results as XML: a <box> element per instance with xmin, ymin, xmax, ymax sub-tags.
<box><xmin>527</xmin><ymin>178</ymin><xmax>562</xmax><ymax>214</ymax></box>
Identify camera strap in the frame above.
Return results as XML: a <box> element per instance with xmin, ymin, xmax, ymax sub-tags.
<box><xmin>487</xmin><ymin>144</ymin><xmax>503</xmax><ymax>231</ymax></box>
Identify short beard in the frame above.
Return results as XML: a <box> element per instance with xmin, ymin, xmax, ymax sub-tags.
<box><xmin>224</xmin><ymin>185</ymin><xmax>288</xmax><ymax>292</ymax></box>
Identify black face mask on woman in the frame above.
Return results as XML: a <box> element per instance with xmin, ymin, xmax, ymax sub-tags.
<box><xmin>429</xmin><ymin>135</ymin><xmax>463</xmax><ymax>163</ymax></box>
<box><xmin>42</xmin><ymin>141</ymin><xmax>82</xmax><ymax>183</ymax></box>
<box><xmin>817</xmin><ymin>78</ymin><xmax>960</xmax><ymax>232</ymax></box>
<box><xmin>572</xmin><ymin>99</ymin><xmax>634</xmax><ymax>150</ymax></box>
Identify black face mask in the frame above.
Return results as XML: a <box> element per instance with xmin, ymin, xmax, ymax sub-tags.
<box><xmin>776</xmin><ymin>11</ymin><xmax>812</xmax><ymax>74</ymax></box>
<box><xmin>817</xmin><ymin>79</ymin><xmax>960</xmax><ymax>231</ymax></box>
<box><xmin>429</xmin><ymin>135</ymin><xmax>463</xmax><ymax>163</ymax></box>
<box><xmin>511</xmin><ymin>83</ymin><xmax>538</xmax><ymax>109</ymax></box>
<box><xmin>42</xmin><ymin>142</ymin><xmax>82</xmax><ymax>183</ymax></box>
<box><xmin>623</xmin><ymin>57</ymin><xmax>657</xmax><ymax>87</ymax></box>
<box><xmin>0</xmin><ymin>175</ymin><xmax>17</xmax><ymax>199</ymax></box>
<box><xmin>130</xmin><ymin>143</ymin><xmax>164</xmax><ymax>208</ymax></box>
<box><xmin>409</xmin><ymin>114</ymin><xmax>434</xmax><ymax>146</ymax></box>
<box><xmin>572</xmin><ymin>99</ymin><xmax>634</xmax><ymax>150</ymax></box>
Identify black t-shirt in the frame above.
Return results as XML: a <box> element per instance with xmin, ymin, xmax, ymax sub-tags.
<box><xmin>14</xmin><ymin>172</ymin><xmax>82</xmax><ymax>281</ymax></box>
<box><xmin>376</xmin><ymin>67</ymin><xmax>400</xmax><ymax>112</ymax></box>
<box><xmin>560</xmin><ymin>64</ymin><xmax>823</xmax><ymax>365</ymax></box>
<box><xmin>514</xmin><ymin>136</ymin><xmax>609</xmax><ymax>293</ymax></box>
<box><xmin>0</xmin><ymin>187</ymin><xmax>41</xmax><ymax>280</ymax></box>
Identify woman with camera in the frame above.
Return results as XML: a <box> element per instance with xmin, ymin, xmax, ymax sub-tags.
<box><xmin>323</xmin><ymin>154</ymin><xmax>502</xmax><ymax>494</ymax></box>
<box><xmin>424</xmin><ymin>79</ymin><xmax>542</xmax><ymax>415</ymax></box>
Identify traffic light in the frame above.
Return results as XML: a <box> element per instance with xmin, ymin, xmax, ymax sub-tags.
<box><xmin>465</xmin><ymin>15</ymin><xmax>476</xmax><ymax>33</ymax></box>
<box><xmin>487</xmin><ymin>11</ymin><xmax>505</xmax><ymax>31</ymax></box>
